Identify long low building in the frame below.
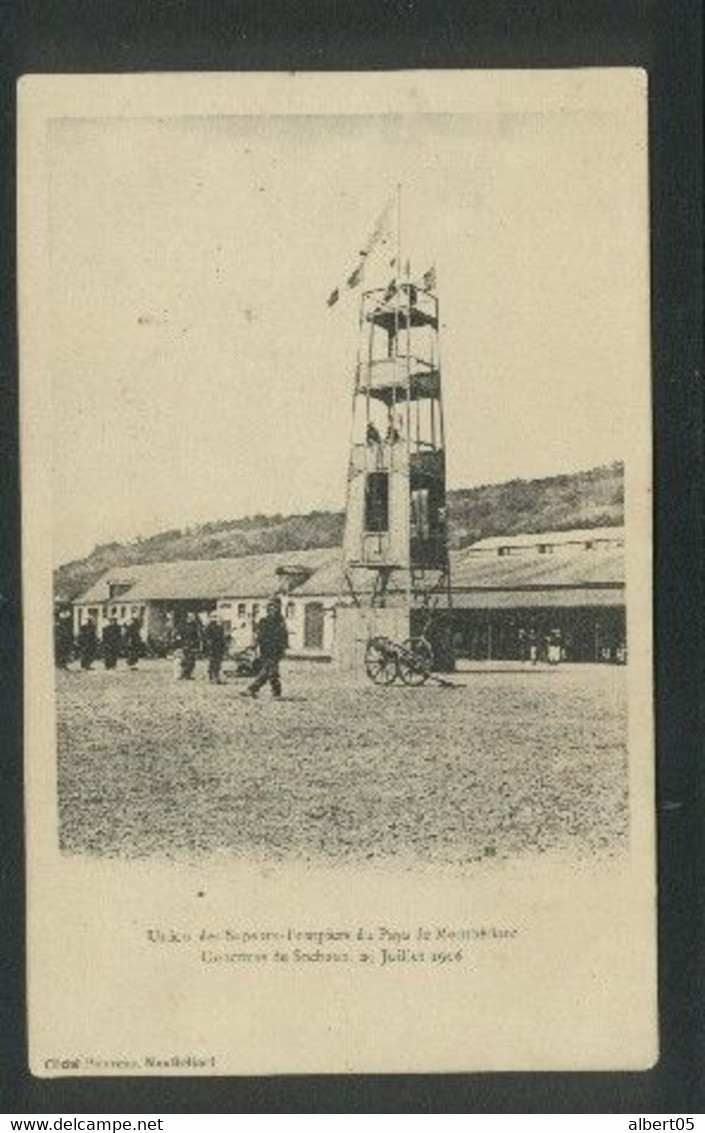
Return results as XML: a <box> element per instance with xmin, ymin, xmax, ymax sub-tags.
<box><xmin>72</xmin><ymin>547</ymin><xmax>341</xmax><ymax>655</ymax></box>
<box><xmin>71</xmin><ymin>526</ymin><xmax>626</xmax><ymax>662</ymax></box>
<box><xmin>448</xmin><ymin>528</ymin><xmax>625</xmax><ymax>662</ymax></box>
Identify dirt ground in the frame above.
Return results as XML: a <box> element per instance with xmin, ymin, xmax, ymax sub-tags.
<box><xmin>56</xmin><ymin>659</ymin><xmax>628</xmax><ymax>866</ymax></box>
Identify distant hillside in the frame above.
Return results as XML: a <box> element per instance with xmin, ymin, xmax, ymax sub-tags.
<box><xmin>55</xmin><ymin>461</ymin><xmax>624</xmax><ymax>601</ymax></box>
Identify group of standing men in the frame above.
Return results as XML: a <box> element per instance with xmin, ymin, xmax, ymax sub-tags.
<box><xmin>175</xmin><ymin>599</ymin><xmax>289</xmax><ymax>697</ymax></box>
<box><xmin>55</xmin><ymin>597</ymin><xmax>290</xmax><ymax>697</ymax></box>
<box><xmin>174</xmin><ymin>611</ymin><xmax>228</xmax><ymax>684</ymax></box>
<box><xmin>101</xmin><ymin>615</ymin><xmax>144</xmax><ymax>669</ymax></box>
<box><xmin>63</xmin><ymin>613</ymin><xmax>145</xmax><ymax>671</ymax></box>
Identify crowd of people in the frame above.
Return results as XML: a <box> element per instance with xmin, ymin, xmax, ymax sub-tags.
<box><xmin>54</xmin><ymin>597</ymin><xmax>290</xmax><ymax>698</ymax></box>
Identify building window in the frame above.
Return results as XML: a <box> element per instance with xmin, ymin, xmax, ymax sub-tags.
<box><xmin>584</xmin><ymin>541</ymin><xmax>595</xmax><ymax>550</ymax></box>
<box><xmin>498</xmin><ymin>547</ymin><xmax>510</xmax><ymax>557</ymax></box>
<box><xmin>237</xmin><ymin>603</ymin><xmax>246</xmax><ymax>618</ymax></box>
<box><xmin>108</xmin><ymin>582</ymin><xmax>132</xmax><ymax>599</ymax></box>
<box><xmin>286</xmin><ymin>601</ymin><xmax>295</xmax><ymax>620</ymax></box>
<box><xmin>220</xmin><ymin>601</ymin><xmax>232</xmax><ymax>610</ymax></box>
<box><xmin>364</xmin><ymin>471</ymin><xmax>389</xmax><ymax>533</ymax></box>
<box><xmin>252</xmin><ymin>604</ymin><xmax>260</xmax><ymax>623</ymax></box>
<box><xmin>120</xmin><ymin>606</ymin><xmax>127</xmax><ymax>618</ymax></box>
<box><xmin>538</xmin><ymin>544</ymin><xmax>553</xmax><ymax>555</ymax></box>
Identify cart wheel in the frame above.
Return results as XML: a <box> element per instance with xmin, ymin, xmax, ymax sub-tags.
<box><xmin>365</xmin><ymin>637</ymin><xmax>399</xmax><ymax>685</ymax></box>
<box><xmin>398</xmin><ymin>638</ymin><xmax>433</xmax><ymax>686</ymax></box>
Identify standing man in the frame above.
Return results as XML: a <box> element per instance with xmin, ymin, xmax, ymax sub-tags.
<box><xmin>547</xmin><ymin>628</ymin><xmax>562</xmax><ymax>666</ymax></box>
<box><xmin>123</xmin><ymin>615</ymin><xmax>143</xmax><ymax>669</ymax></box>
<box><xmin>54</xmin><ymin>611</ymin><xmax>74</xmax><ymax>669</ymax></box>
<box><xmin>102</xmin><ymin>614</ymin><xmax>122</xmax><ymax>670</ymax></box>
<box><xmin>77</xmin><ymin>615</ymin><xmax>98</xmax><ymax>671</ymax></box>
<box><xmin>203</xmin><ymin>611</ymin><xmax>227</xmax><ymax>684</ymax></box>
<box><xmin>177</xmin><ymin>612</ymin><xmax>201</xmax><ymax>679</ymax></box>
<box><xmin>243</xmin><ymin>597</ymin><xmax>289</xmax><ymax>699</ymax></box>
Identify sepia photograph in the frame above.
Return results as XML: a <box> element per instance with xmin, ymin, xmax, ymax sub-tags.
<box><xmin>20</xmin><ymin>70</ymin><xmax>656</xmax><ymax>1075</ymax></box>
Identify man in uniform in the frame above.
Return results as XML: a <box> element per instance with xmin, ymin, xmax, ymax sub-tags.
<box><xmin>77</xmin><ymin>615</ymin><xmax>98</xmax><ymax>670</ymax></box>
<box><xmin>203</xmin><ymin>611</ymin><xmax>227</xmax><ymax>684</ymax></box>
<box><xmin>177</xmin><ymin>612</ymin><xmax>201</xmax><ymax>679</ymax></box>
<box><xmin>102</xmin><ymin>614</ymin><xmax>122</xmax><ymax>670</ymax></box>
<box><xmin>546</xmin><ymin>628</ymin><xmax>562</xmax><ymax>666</ymax></box>
<box><xmin>243</xmin><ymin>597</ymin><xmax>289</xmax><ymax>699</ymax></box>
<box><xmin>54</xmin><ymin>610</ymin><xmax>74</xmax><ymax>669</ymax></box>
<box><xmin>123</xmin><ymin>614</ymin><xmax>143</xmax><ymax>669</ymax></box>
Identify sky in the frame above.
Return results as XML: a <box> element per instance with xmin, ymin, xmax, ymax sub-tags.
<box><xmin>47</xmin><ymin>99</ymin><xmax>647</xmax><ymax>564</ymax></box>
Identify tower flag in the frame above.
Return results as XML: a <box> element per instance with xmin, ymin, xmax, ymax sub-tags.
<box><xmin>419</xmin><ymin>265</ymin><xmax>437</xmax><ymax>292</ymax></box>
<box><xmin>326</xmin><ymin>195</ymin><xmax>395</xmax><ymax>307</ymax></box>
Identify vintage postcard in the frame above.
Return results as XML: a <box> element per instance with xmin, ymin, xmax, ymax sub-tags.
<box><xmin>19</xmin><ymin>69</ymin><xmax>655</xmax><ymax>1075</ymax></box>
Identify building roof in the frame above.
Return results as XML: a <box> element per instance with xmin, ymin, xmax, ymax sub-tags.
<box><xmin>76</xmin><ymin>547</ymin><xmax>342</xmax><ymax>604</ymax></box>
<box><xmin>467</xmin><ymin>526</ymin><xmax>624</xmax><ymax>552</ymax></box>
<box><xmin>451</xmin><ymin>545</ymin><xmax>624</xmax><ymax>589</ymax></box>
<box><xmin>75</xmin><ymin>540</ymin><xmax>624</xmax><ymax>606</ymax></box>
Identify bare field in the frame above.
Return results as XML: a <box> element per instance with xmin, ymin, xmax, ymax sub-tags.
<box><xmin>56</xmin><ymin>660</ymin><xmax>628</xmax><ymax>866</ymax></box>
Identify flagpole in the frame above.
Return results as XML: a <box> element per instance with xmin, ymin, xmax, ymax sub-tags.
<box><xmin>404</xmin><ymin>199</ymin><xmax>412</xmax><ymax>461</ymax></box>
<box><xmin>435</xmin><ymin>261</ymin><xmax>445</xmax><ymax>451</ymax></box>
<box><xmin>396</xmin><ymin>182</ymin><xmax>402</xmax><ymax>284</ymax></box>
<box><xmin>392</xmin><ymin>182</ymin><xmax>401</xmax><ymax>438</ymax></box>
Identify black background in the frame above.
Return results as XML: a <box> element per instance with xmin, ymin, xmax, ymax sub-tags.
<box><xmin>1</xmin><ymin>0</ymin><xmax>703</xmax><ymax>1114</ymax></box>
